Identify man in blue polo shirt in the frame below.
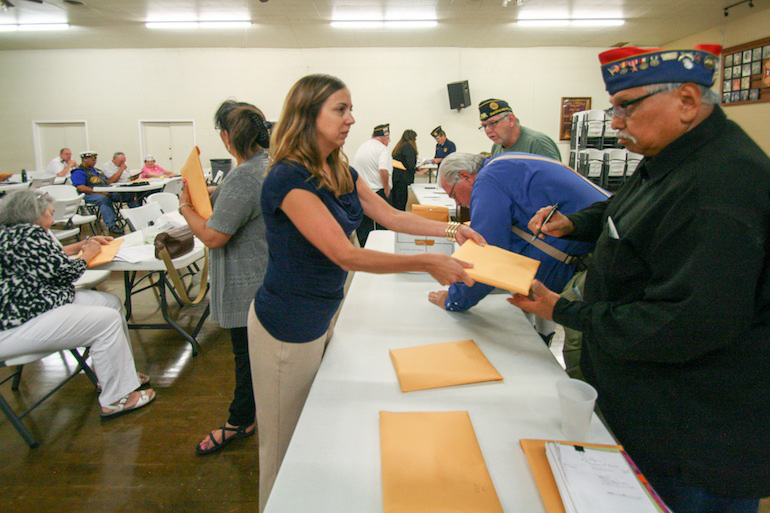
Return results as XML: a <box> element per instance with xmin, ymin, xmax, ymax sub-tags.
<box><xmin>431</xmin><ymin>126</ymin><xmax>456</xmax><ymax>165</ymax></box>
<box><xmin>70</xmin><ymin>151</ymin><xmax>124</xmax><ymax>235</ymax></box>
<box><xmin>429</xmin><ymin>151</ymin><xmax>609</xmax><ymax>344</ymax></box>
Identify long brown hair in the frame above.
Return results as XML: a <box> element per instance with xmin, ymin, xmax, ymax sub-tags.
<box><xmin>269</xmin><ymin>74</ymin><xmax>354</xmax><ymax>196</ymax></box>
<box><xmin>392</xmin><ymin>129</ymin><xmax>418</xmax><ymax>158</ymax></box>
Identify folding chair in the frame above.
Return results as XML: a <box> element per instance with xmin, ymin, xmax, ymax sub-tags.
<box><xmin>146</xmin><ymin>192</ymin><xmax>180</xmax><ymax>214</ymax></box>
<box><xmin>162</xmin><ymin>177</ymin><xmax>183</xmax><ymax>196</ymax></box>
<box><xmin>0</xmin><ymin>349</ymin><xmax>98</xmax><ymax>448</ymax></box>
<box><xmin>120</xmin><ymin>202</ymin><xmax>164</xmax><ymax>232</ymax></box>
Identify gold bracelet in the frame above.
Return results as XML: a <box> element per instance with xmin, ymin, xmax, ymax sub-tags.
<box><xmin>178</xmin><ymin>202</ymin><xmax>193</xmax><ymax>214</ymax></box>
<box><xmin>445</xmin><ymin>221</ymin><xmax>461</xmax><ymax>242</ymax></box>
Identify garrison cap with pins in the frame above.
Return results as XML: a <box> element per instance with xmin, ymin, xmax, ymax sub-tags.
<box><xmin>599</xmin><ymin>44</ymin><xmax>722</xmax><ymax>95</ymax></box>
<box><xmin>373</xmin><ymin>124</ymin><xmax>389</xmax><ymax>137</ymax></box>
<box><xmin>478</xmin><ymin>98</ymin><xmax>512</xmax><ymax>121</ymax></box>
<box><xmin>431</xmin><ymin>126</ymin><xmax>444</xmax><ymax>138</ymax></box>
<box><xmin>80</xmin><ymin>151</ymin><xmax>97</xmax><ymax>159</ymax></box>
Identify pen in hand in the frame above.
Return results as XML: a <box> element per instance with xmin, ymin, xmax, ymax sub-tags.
<box><xmin>531</xmin><ymin>203</ymin><xmax>559</xmax><ymax>242</ymax></box>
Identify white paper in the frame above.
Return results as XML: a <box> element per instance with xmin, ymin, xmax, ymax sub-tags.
<box><xmin>546</xmin><ymin>442</ymin><xmax>660</xmax><ymax>513</ymax></box>
<box><xmin>114</xmin><ymin>245</ymin><xmax>157</xmax><ymax>263</ymax></box>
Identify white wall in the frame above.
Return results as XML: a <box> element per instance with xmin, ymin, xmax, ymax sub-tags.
<box><xmin>0</xmin><ymin>46</ymin><xmax>610</xmax><ymax>171</ymax></box>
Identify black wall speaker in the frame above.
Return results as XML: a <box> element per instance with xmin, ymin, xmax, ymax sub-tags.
<box><xmin>447</xmin><ymin>80</ymin><xmax>471</xmax><ymax>111</ymax></box>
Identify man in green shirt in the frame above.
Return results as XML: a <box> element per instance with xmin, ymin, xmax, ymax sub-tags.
<box><xmin>478</xmin><ymin>98</ymin><xmax>561</xmax><ymax>161</ymax></box>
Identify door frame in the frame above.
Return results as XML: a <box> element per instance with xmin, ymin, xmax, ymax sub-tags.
<box><xmin>138</xmin><ymin>119</ymin><xmax>197</xmax><ymax>167</ymax></box>
<box><xmin>32</xmin><ymin>120</ymin><xmax>90</xmax><ymax>171</ymax></box>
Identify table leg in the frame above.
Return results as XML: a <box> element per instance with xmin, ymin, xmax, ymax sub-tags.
<box><xmin>158</xmin><ymin>274</ymin><xmax>201</xmax><ymax>356</ymax></box>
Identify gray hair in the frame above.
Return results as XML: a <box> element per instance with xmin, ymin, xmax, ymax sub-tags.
<box><xmin>113</xmin><ymin>151</ymin><xmax>125</xmax><ymax>159</ymax></box>
<box><xmin>0</xmin><ymin>189</ymin><xmax>54</xmax><ymax>225</ymax></box>
<box><xmin>644</xmin><ymin>82</ymin><xmax>719</xmax><ymax>105</ymax></box>
<box><xmin>438</xmin><ymin>152</ymin><xmax>486</xmax><ymax>184</ymax></box>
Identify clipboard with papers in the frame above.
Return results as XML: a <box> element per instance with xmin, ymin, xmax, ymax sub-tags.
<box><xmin>520</xmin><ymin>439</ymin><xmax>672</xmax><ymax>513</ymax></box>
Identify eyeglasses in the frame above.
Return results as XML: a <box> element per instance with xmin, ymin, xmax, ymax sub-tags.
<box><xmin>478</xmin><ymin>115</ymin><xmax>507</xmax><ymax>131</ymax></box>
<box><xmin>605</xmin><ymin>90</ymin><xmax>666</xmax><ymax>119</ymax></box>
<box><xmin>447</xmin><ymin>180</ymin><xmax>458</xmax><ymax>200</ymax></box>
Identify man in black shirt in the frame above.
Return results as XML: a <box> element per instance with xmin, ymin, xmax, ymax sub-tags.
<box><xmin>511</xmin><ymin>44</ymin><xmax>770</xmax><ymax>512</ymax></box>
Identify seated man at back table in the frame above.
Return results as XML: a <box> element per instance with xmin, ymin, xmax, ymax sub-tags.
<box><xmin>46</xmin><ymin>147</ymin><xmax>78</xmax><ymax>179</ymax></box>
<box><xmin>71</xmin><ymin>152</ymin><xmax>141</xmax><ymax>235</ymax></box>
<box><xmin>428</xmin><ymin>151</ymin><xmax>609</xmax><ymax>344</ymax></box>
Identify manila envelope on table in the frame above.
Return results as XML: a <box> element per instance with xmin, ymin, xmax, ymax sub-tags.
<box><xmin>411</xmin><ymin>204</ymin><xmax>450</xmax><ymax>222</ymax></box>
<box><xmin>453</xmin><ymin>240</ymin><xmax>540</xmax><ymax>295</ymax></box>
<box><xmin>389</xmin><ymin>339</ymin><xmax>503</xmax><ymax>392</ymax></box>
<box><xmin>179</xmin><ymin>146</ymin><xmax>213</xmax><ymax>220</ymax></box>
<box><xmin>519</xmin><ymin>439</ymin><xmax>624</xmax><ymax>513</ymax></box>
<box><xmin>87</xmin><ymin>238</ymin><xmax>124</xmax><ymax>268</ymax></box>
<box><xmin>380</xmin><ymin>411</ymin><xmax>504</xmax><ymax>513</ymax></box>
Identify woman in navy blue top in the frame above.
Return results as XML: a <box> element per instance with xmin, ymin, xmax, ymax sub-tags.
<box><xmin>248</xmin><ymin>74</ymin><xmax>485</xmax><ymax>511</ymax></box>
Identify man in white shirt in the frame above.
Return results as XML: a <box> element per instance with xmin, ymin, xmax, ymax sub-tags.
<box><xmin>101</xmin><ymin>152</ymin><xmax>133</xmax><ymax>183</ymax></box>
<box><xmin>352</xmin><ymin>123</ymin><xmax>392</xmax><ymax>246</ymax></box>
<box><xmin>46</xmin><ymin>148</ymin><xmax>77</xmax><ymax>178</ymax></box>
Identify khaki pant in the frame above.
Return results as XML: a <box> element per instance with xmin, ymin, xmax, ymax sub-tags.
<box><xmin>248</xmin><ymin>304</ymin><xmax>328</xmax><ymax>512</ymax></box>
<box><xmin>560</xmin><ymin>270</ymin><xmax>586</xmax><ymax>380</ymax></box>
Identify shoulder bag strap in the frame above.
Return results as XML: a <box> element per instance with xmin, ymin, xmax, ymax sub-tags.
<box><xmin>158</xmin><ymin>246</ymin><xmax>209</xmax><ymax>305</ymax></box>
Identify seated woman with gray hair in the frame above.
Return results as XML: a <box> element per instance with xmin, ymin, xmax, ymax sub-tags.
<box><xmin>0</xmin><ymin>189</ymin><xmax>155</xmax><ymax>419</ymax></box>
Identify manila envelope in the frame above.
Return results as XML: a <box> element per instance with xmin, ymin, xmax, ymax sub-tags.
<box><xmin>411</xmin><ymin>204</ymin><xmax>449</xmax><ymax>222</ymax></box>
<box><xmin>87</xmin><ymin>238</ymin><xmax>124</xmax><ymax>268</ymax></box>
<box><xmin>389</xmin><ymin>339</ymin><xmax>503</xmax><ymax>392</ymax></box>
<box><xmin>453</xmin><ymin>240</ymin><xmax>540</xmax><ymax>295</ymax></box>
<box><xmin>392</xmin><ymin>159</ymin><xmax>406</xmax><ymax>170</ymax></box>
<box><xmin>179</xmin><ymin>146</ymin><xmax>212</xmax><ymax>220</ymax></box>
<box><xmin>519</xmin><ymin>439</ymin><xmax>624</xmax><ymax>513</ymax></box>
<box><xmin>381</xmin><ymin>411</ymin><xmax>504</xmax><ymax>513</ymax></box>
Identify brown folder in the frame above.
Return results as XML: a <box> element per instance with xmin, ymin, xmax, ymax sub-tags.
<box><xmin>519</xmin><ymin>439</ymin><xmax>623</xmax><ymax>513</ymax></box>
<box><xmin>452</xmin><ymin>240</ymin><xmax>540</xmax><ymax>295</ymax></box>
<box><xmin>87</xmin><ymin>238</ymin><xmax>124</xmax><ymax>268</ymax></box>
<box><xmin>389</xmin><ymin>339</ymin><xmax>503</xmax><ymax>392</ymax></box>
<box><xmin>179</xmin><ymin>146</ymin><xmax>212</xmax><ymax>220</ymax></box>
<box><xmin>392</xmin><ymin>159</ymin><xmax>406</xmax><ymax>170</ymax></box>
<box><xmin>381</xmin><ymin>411</ymin><xmax>504</xmax><ymax>513</ymax></box>
<box><xmin>411</xmin><ymin>204</ymin><xmax>450</xmax><ymax>222</ymax></box>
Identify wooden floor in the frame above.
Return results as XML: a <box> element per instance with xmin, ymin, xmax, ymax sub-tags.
<box><xmin>0</xmin><ymin>274</ymin><xmax>258</xmax><ymax>512</ymax></box>
<box><xmin>1</xmin><ymin>273</ymin><xmax>768</xmax><ymax>512</ymax></box>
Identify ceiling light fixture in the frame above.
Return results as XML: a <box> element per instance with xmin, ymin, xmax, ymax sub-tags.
<box><xmin>517</xmin><ymin>18</ymin><xmax>624</xmax><ymax>28</ymax></box>
<box><xmin>0</xmin><ymin>23</ymin><xmax>70</xmax><ymax>31</ymax></box>
<box><xmin>330</xmin><ymin>19</ymin><xmax>437</xmax><ymax>29</ymax></box>
<box><xmin>146</xmin><ymin>21</ymin><xmax>252</xmax><ymax>30</ymax></box>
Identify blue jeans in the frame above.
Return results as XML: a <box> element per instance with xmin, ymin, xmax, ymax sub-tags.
<box><xmin>648</xmin><ymin>473</ymin><xmax>760</xmax><ymax>513</ymax></box>
<box><xmin>85</xmin><ymin>193</ymin><xmax>117</xmax><ymax>229</ymax></box>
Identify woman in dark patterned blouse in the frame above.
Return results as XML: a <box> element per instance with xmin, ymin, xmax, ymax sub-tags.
<box><xmin>0</xmin><ymin>189</ymin><xmax>155</xmax><ymax>419</ymax></box>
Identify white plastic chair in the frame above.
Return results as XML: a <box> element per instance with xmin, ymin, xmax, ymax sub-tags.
<box><xmin>49</xmin><ymin>196</ymin><xmax>83</xmax><ymax>241</ymax></box>
<box><xmin>626</xmin><ymin>152</ymin><xmax>643</xmax><ymax>175</ymax></box>
<box><xmin>606</xmin><ymin>149</ymin><xmax>627</xmax><ymax>177</ymax></box>
<box><xmin>120</xmin><ymin>202</ymin><xmax>164</xmax><ymax>232</ymax></box>
<box><xmin>579</xmin><ymin>149</ymin><xmax>604</xmax><ymax>178</ymax></box>
<box><xmin>146</xmin><ymin>192</ymin><xmax>180</xmax><ymax>214</ymax></box>
<box><xmin>162</xmin><ymin>177</ymin><xmax>183</xmax><ymax>196</ymax></box>
<box><xmin>30</xmin><ymin>176</ymin><xmax>56</xmax><ymax>188</ymax></box>
<box><xmin>212</xmin><ymin>170</ymin><xmax>224</xmax><ymax>185</ymax></box>
<box><xmin>40</xmin><ymin>185</ymin><xmax>98</xmax><ymax>235</ymax></box>
<box><xmin>585</xmin><ymin>110</ymin><xmax>607</xmax><ymax>138</ymax></box>
<box><xmin>1</xmin><ymin>348</ymin><xmax>97</xmax><ymax>448</ymax></box>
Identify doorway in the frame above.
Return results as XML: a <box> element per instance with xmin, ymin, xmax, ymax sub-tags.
<box><xmin>139</xmin><ymin>121</ymin><xmax>196</xmax><ymax>172</ymax></box>
<box><xmin>32</xmin><ymin>121</ymin><xmax>89</xmax><ymax>171</ymax></box>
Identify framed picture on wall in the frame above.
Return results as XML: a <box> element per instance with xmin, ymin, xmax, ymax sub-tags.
<box><xmin>559</xmin><ymin>97</ymin><xmax>591</xmax><ymax>141</ymax></box>
<box><xmin>721</xmin><ymin>36</ymin><xmax>770</xmax><ymax>106</ymax></box>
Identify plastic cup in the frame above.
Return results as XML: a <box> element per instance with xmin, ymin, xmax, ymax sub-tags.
<box><xmin>556</xmin><ymin>377</ymin><xmax>598</xmax><ymax>441</ymax></box>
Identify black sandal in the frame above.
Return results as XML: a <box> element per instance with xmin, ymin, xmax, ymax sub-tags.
<box><xmin>195</xmin><ymin>423</ymin><xmax>255</xmax><ymax>456</ymax></box>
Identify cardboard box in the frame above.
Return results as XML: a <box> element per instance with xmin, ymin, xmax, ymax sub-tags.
<box><xmin>395</xmin><ymin>232</ymin><xmax>455</xmax><ymax>256</ymax></box>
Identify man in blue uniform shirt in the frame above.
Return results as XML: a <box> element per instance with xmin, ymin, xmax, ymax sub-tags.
<box><xmin>511</xmin><ymin>44</ymin><xmax>770</xmax><ymax>512</ymax></box>
<box><xmin>70</xmin><ymin>152</ymin><xmax>125</xmax><ymax>235</ymax></box>
<box><xmin>431</xmin><ymin>126</ymin><xmax>456</xmax><ymax>165</ymax></box>
<box><xmin>429</xmin><ymin>151</ymin><xmax>609</xmax><ymax>342</ymax></box>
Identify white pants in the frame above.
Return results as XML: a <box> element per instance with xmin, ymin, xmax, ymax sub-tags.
<box><xmin>0</xmin><ymin>290</ymin><xmax>140</xmax><ymax>406</ymax></box>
